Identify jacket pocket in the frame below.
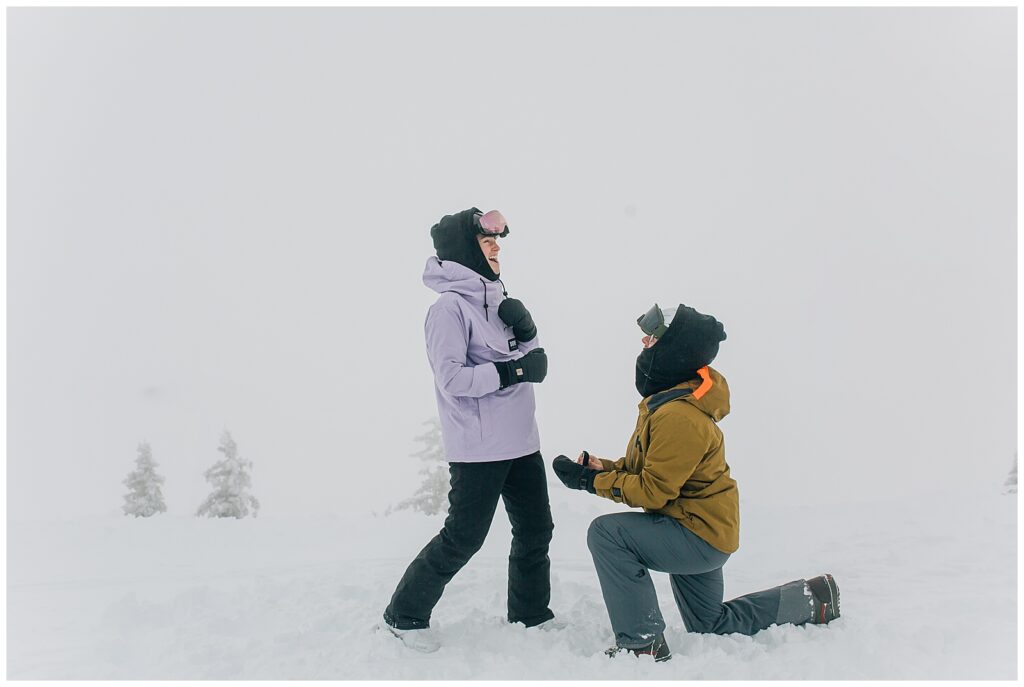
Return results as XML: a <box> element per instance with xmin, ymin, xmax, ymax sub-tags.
<box><xmin>452</xmin><ymin>396</ymin><xmax>484</xmax><ymax>444</ymax></box>
<box><xmin>480</xmin><ymin>322</ymin><xmax>518</xmax><ymax>358</ymax></box>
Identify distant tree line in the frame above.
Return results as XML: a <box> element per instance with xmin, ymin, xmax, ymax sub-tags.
<box><xmin>122</xmin><ymin>430</ymin><xmax>260</xmax><ymax>518</ymax></box>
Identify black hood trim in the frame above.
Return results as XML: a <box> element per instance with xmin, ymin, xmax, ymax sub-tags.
<box><xmin>646</xmin><ymin>387</ymin><xmax>694</xmax><ymax>414</ymax></box>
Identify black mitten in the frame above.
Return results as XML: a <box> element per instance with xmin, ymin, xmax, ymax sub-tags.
<box><xmin>497</xmin><ymin>298</ymin><xmax>538</xmax><ymax>342</ymax></box>
<box><xmin>552</xmin><ymin>455</ymin><xmax>598</xmax><ymax>493</ymax></box>
<box><xmin>495</xmin><ymin>348</ymin><xmax>548</xmax><ymax>389</ymax></box>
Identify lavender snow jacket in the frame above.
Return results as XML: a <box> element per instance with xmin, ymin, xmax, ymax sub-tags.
<box><xmin>422</xmin><ymin>257</ymin><xmax>542</xmax><ymax>463</ymax></box>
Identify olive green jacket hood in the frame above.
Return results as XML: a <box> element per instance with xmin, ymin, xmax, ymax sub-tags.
<box><xmin>646</xmin><ymin>365</ymin><xmax>730</xmax><ymax>422</ymax></box>
<box><xmin>593</xmin><ymin>366</ymin><xmax>740</xmax><ymax>553</ymax></box>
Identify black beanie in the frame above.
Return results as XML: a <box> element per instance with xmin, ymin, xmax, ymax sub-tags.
<box><xmin>430</xmin><ymin>207</ymin><xmax>500</xmax><ymax>281</ymax></box>
<box><xmin>635</xmin><ymin>304</ymin><xmax>727</xmax><ymax>397</ymax></box>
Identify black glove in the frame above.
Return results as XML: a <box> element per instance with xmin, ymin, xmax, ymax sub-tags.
<box><xmin>497</xmin><ymin>298</ymin><xmax>538</xmax><ymax>342</ymax></box>
<box><xmin>552</xmin><ymin>455</ymin><xmax>598</xmax><ymax>494</ymax></box>
<box><xmin>495</xmin><ymin>348</ymin><xmax>547</xmax><ymax>389</ymax></box>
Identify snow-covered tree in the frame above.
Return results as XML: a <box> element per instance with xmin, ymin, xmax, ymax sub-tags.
<box><xmin>196</xmin><ymin>430</ymin><xmax>261</xmax><ymax>518</ymax></box>
<box><xmin>122</xmin><ymin>441</ymin><xmax>168</xmax><ymax>517</ymax></box>
<box><xmin>388</xmin><ymin>418</ymin><xmax>449</xmax><ymax>516</ymax></box>
<box><xmin>1003</xmin><ymin>453</ymin><xmax>1017</xmax><ymax>495</ymax></box>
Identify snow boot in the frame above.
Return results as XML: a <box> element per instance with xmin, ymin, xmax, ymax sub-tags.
<box><xmin>530</xmin><ymin>617</ymin><xmax>568</xmax><ymax>631</ymax></box>
<box><xmin>605</xmin><ymin>633</ymin><xmax>672</xmax><ymax>662</ymax></box>
<box><xmin>382</xmin><ymin>622</ymin><xmax>441</xmax><ymax>653</ymax></box>
<box><xmin>806</xmin><ymin>574</ymin><xmax>840</xmax><ymax>624</ymax></box>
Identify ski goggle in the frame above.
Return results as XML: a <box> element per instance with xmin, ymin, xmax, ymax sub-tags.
<box><xmin>637</xmin><ymin>304</ymin><xmax>669</xmax><ymax>339</ymax></box>
<box><xmin>474</xmin><ymin>210</ymin><xmax>510</xmax><ymax>237</ymax></box>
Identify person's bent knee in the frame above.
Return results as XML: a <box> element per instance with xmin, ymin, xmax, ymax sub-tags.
<box><xmin>439</xmin><ymin>525</ymin><xmax>490</xmax><ymax>562</ymax></box>
<box><xmin>514</xmin><ymin>510</ymin><xmax>554</xmax><ymax>538</ymax></box>
<box><xmin>586</xmin><ymin>514</ymin><xmax>617</xmax><ymax>552</ymax></box>
<box><xmin>517</xmin><ymin>525</ymin><xmax>553</xmax><ymax>546</ymax></box>
<box><xmin>511</xmin><ymin>518</ymin><xmax>553</xmax><ymax>552</ymax></box>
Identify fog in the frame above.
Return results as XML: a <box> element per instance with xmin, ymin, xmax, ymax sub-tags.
<box><xmin>7</xmin><ymin>7</ymin><xmax>1016</xmax><ymax>521</ymax></box>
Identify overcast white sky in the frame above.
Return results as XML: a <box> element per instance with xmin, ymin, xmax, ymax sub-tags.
<box><xmin>6</xmin><ymin>7</ymin><xmax>1016</xmax><ymax>520</ymax></box>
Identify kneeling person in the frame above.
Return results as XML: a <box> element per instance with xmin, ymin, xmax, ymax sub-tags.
<box><xmin>553</xmin><ymin>303</ymin><xmax>839</xmax><ymax>662</ymax></box>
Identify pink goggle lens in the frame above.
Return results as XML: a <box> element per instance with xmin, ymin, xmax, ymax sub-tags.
<box><xmin>477</xmin><ymin>210</ymin><xmax>508</xmax><ymax>235</ymax></box>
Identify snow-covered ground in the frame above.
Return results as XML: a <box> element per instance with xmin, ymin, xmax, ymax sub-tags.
<box><xmin>7</xmin><ymin>485</ymin><xmax>1016</xmax><ymax>679</ymax></box>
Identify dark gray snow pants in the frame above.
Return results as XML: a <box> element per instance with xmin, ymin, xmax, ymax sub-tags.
<box><xmin>587</xmin><ymin>512</ymin><xmax>814</xmax><ymax>648</ymax></box>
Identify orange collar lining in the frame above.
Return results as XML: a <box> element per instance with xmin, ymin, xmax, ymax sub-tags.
<box><xmin>692</xmin><ymin>366</ymin><xmax>713</xmax><ymax>400</ymax></box>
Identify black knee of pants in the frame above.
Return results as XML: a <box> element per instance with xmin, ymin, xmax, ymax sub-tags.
<box><xmin>503</xmin><ymin>452</ymin><xmax>554</xmax><ymax>549</ymax></box>
<box><xmin>436</xmin><ymin>505</ymin><xmax>493</xmax><ymax>567</ymax></box>
<box><xmin>509</xmin><ymin>511</ymin><xmax>553</xmax><ymax>556</ymax></box>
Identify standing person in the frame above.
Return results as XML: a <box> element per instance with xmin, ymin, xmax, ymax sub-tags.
<box><xmin>382</xmin><ymin>207</ymin><xmax>557</xmax><ymax>653</ymax></box>
<box><xmin>552</xmin><ymin>303</ymin><xmax>839</xmax><ymax>662</ymax></box>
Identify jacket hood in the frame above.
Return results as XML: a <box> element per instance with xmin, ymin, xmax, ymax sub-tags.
<box><xmin>423</xmin><ymin>256</ymin><xmax>507</xmax><ymax>311</ymax></box>
<box><xmin>642</xmin><ymin>366</ymin><xmax>730</xmax><ymax>422</ymax></box>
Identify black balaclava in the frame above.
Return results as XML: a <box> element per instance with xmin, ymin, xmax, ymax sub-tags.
<box><xmin>430</xmin><ymin>207</ymin><xmax>500</xmax><ymax>281</ymax></box>
<box><xmin>635</xmin><ymin>304</ymin><xmax>727</xmax><ymax>397</ymax></box>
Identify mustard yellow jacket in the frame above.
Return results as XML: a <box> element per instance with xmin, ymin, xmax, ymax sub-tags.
<box><xmin>592</xmin><ymin>366</ymin><xmax>740</xmax><ymax>553</ymax></box>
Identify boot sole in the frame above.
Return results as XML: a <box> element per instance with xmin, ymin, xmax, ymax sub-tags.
<box><xmin>606</xmin><ymin>639</ymin><xmax>672</xmax><ymax>662</ymax></box>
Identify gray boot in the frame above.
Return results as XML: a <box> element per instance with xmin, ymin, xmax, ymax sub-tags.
<box><xmin>805</xmin><ymin>574</ymin><xmax>840</xmax><ymax>624</ymax></box>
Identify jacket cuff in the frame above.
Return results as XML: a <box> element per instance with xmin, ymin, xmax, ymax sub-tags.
<box><xmin>583</xmin><ymin>469</ymin><xmax>598</xmax><ymax>494</ymax></box>
<box><xmin>593</xmin><ymin>471</ymin><xmax>625</xmax><ymax>503</ymax></box>
<box><xmin>494</xmin><ymin>360</ymin><xmax>519</xmax><ymax>389</ymax></box>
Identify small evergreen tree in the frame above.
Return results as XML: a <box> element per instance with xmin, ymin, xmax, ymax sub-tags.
<box><xmin>122</xmin><ymin>441</ymin><xmax>167</xmax><ymax>517</ymax></box>
<box><xmin>1003</xmin><ymin>453</ymin><xmax>1017</xmax><ymax>495</ymax></box>
<box><xmin>196</xmin><ymin>430</ymin><xmax>261</xmax><ymax>518</ymax></box>
<box><xmin>388</xmin><ymin>418</ymin><xmax>449</xmax><ymax>516</ymax></box>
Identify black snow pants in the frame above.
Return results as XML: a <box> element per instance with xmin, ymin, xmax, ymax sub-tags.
<box><xmin>383</xmin><ymin>451</ymin><xmax>555</xmax><ymax>630</ymax></box>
